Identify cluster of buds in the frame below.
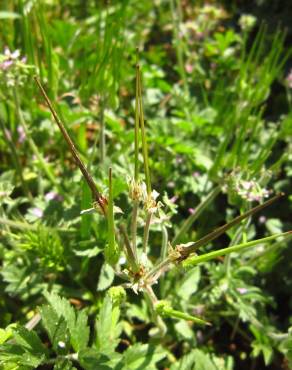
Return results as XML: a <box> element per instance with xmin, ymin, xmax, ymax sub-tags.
<box><xmin>144</xmin><ymin>189</ymin><xmax>161</xmax><ymax>214</ymax></box>
<box><xmin>128</xmin><ymin>178</ymin><xmax>162</xmax><ymax>214</ymax></box>
<box><xmin>128</xmin><ymin>178</ymin><xmax>145</xmax><ymax>202</ymax></box>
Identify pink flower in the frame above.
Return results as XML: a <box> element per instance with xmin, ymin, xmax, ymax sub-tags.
<box><xmin>31</xmin><ymin>207</ymin><xmax>43</xmax><ymax>218</ymax></box>
<box><xmin>237</xmin><ymin>287</ymin><xmax>248</xmax><ymax>295</ymax></box>
<box><xmin>0</xmin><ymin>60</ymin><xmax>13</xmax><ymax>70</ymax></box>
<box><xmin>170</xmin><ymin>195</ymin><xmax>178</xmax><ymax>203</ymax></box>
<box><xmin>185</xmin><ymin>63</ymin><xmax>194</xmax><ymax>74</ymax></box>
<box><xmin>17</xmin><ymin>126</ymin><xmax>26</xmax><ymax>143</ymax></box>
<box><xmin>188</xmin><ymin>208</ymin><xmax>195</xmax><ymax>215</ymax></box>
<box><xmin>45</xmin><ymin>191</ymin><xmax>63</xmax><ymax>202</ymax></box>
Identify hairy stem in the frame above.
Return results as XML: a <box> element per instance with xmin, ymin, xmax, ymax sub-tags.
<box><xmin>144</xmin><ymin>285</ymin><xmax>167</xmax><ymax>336</ymax></box>
<box><xmin>119</xmin><ymin>224</ymin><xmax>139</xmax><ymax>273</ymax></box>
<box><xmin>142</xmin><ymin>212</ymin><xmax>152</xmax><ymax>255</ymax></box>
<box><xmin>131</xmin><ymin>200</ymin><xmax>139</xmax><ymax>260</ymax></box>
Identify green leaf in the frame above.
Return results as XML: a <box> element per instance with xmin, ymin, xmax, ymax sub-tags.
<box><xmin>0</xmin><ymin>343</ymin><xmax>44</xmax><ymax>368</ymax></box>
<box><xmin>171</xmin><ymin>349</ymin><xmax>222</xmax><ymax>370</ymax></box>
<box><xmin>192</xmin><ymin>350</ymin><xmax>218</xmax><ymax>370</ymax></box>
<box><xmin>40</xmin><ymin>305</ymin><xmax>69</xmax><ymax>351</ymax></box>
<box><xmin>120</xmin><ymin>344</ymin><xmax>166</xmax><ymax>369</ymax></box>
<box><xmin>13</xmin><ymin>326</ymin><xmax>47</xmax><ymax>358</ymax></box>
<box><xmin>79</xmin><ymin>348</ymin><xmax>122</xmax><ymax>370</ymax></box>
<box><xmin>95</xmin><ymin>294</ymin><xmax>121</xmax><ymax>354</ymax></box>
<box><xmin>0</xmin><ymin>326</ymin><xmax>47</xmax><ymax>368</ymax></box>
<box><xmin>97</xmin><ymin>263</ymin><xmax>115</xmax><ymax>291</ymax></box>
<box><xmin>53</xmin><ymin>359</ymin><xmax>75</xmax><ymax>369</ymax></box>
<box><xmin>0</xmin><ymin>327</ymin><xmax>13</xmax><ymax>344</ymax></box>
<box><xmin>176</xmin><ymin>267</ymin><xmax>200</xmax><ymax>300</ymax></box>
<box><xmin>44</xmin><ymin>292</ymin><xmax>89</xmax><ymax>352</ymax></box>
<box><xmin>170</xmin><ymin>350</ymin><xmax>196</xmax><ymax>370</ymax></box>
<box><xmin>0</xmin><ymin>180</ymin><xmax>14</xmax><ymax>199</ymax></box>
<box><xmin>174</xmin><ymin>320</ymin><xmax>195</xmax><ymax>341</ymax></box>
<box><xmin>74</xmin><ymin>246</ymin><xmax>101</xmax><ymax>258</ymax></box>
<box><xmin>250</xmin><ymin>325</ymin><xmax>273</xmax><ymax>365</ymax></box>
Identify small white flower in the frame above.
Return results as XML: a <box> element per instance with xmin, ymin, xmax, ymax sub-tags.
<box><xmin>58</xmin><ymin>341</ymin><xmax>66</xmax><ymax>348</ymax></box>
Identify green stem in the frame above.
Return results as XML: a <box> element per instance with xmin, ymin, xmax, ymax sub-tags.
<box><xmin>119</xmin><ymin>224</ymin><xmax>139</xmax><ymax>273</ymax></box>
<box><xmin>182</xmin><ymin>232</ymin><xmax>291</xmax><ymax>268</ymax></box>
<box><xmin>107</xmin><ymin>168</ymin><xmax>115</xmax><ymax>250</ymax></box>
<box><xmin>137</xmin><ymin>65</ymin><xmax>151</xmax><ymax>195</ymax></box>
<box><xmin>144</xmin><ymin>285</ymin><xmax>167</xmax><ymax>336</ymax></box>
<box><xmin>131</xmin><ymin>200</ymin><xmax>139</xmax><ymax>260</ymax></box>
<box><xmin>145</xmin><ymin>257</ymin><xmax>171</xmax><ymax>282</ymax></box>
<box><xmin>134</xmin><ymin>63</ymin><xmax>140</xmax><ymax>181</ymax></box>
<box><xmin>99</xmin><ymin>95</ymin><xmax>106</xmax><ymax>164</ymax></box>
<box><xmin>142</xmin><ymin>212</ymin><xmax>152</xmax><ymax>255</ymax></box>
<box><xmin>160</xmin><ymin>224</ymin><xmax>168</xmax><ymax>261</ymax></box>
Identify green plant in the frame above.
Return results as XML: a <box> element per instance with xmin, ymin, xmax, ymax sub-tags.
<box><xmin>1</xmin><ymin>1</ymin><xmax>292</xmax><ymax>368</ymax></box>
<box><xmin>20</xmin><ymin>62</ymin><xmax>288</xmax><ymax>346</ymax></box>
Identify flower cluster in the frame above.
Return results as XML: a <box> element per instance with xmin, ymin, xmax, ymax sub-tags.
<box><xmin>224</xmin><ymin>171</ymin><xmax>270</xmax><ymax>203</ymax></box>
<box><xmin>0</xmin><ymin>47</ymin><xmax>33</xmax><ymax>87</ymax></box>
<box><xmin>234</xmin><ymin>179</ymin><xmax>270</xmax><ymax>202</ymax></box>
<box><xmin>239</xmin><ymin>14</ymin><xmax>257</xmax><ymax>32</ymax></box>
